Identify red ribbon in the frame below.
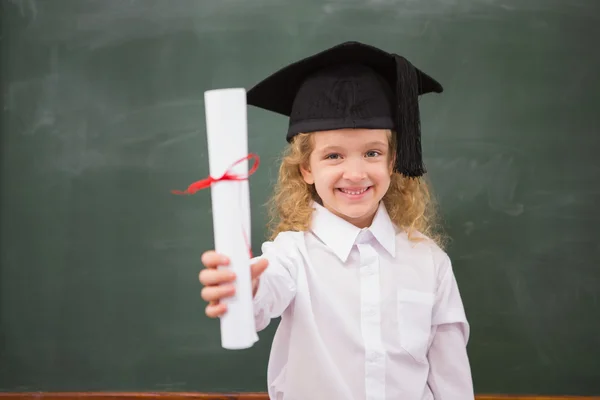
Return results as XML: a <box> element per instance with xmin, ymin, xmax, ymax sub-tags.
<box><xmin>171</xmin><ymin>153</ymin><xmax>260</xmax><ymax>195</ymax></box>
<box><xmin>171</xmin><ymin>153</ymin><xmax>260</xmax><ymax>258</ymax></box>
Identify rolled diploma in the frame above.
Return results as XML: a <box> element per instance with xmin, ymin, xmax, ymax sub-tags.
<box><xmin>204</xmin><ymin>88</ymin><xmax>258</xmax><ymax>350</ymax></box>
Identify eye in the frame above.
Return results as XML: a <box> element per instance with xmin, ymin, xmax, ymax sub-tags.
<box><xmin>325</xmin><ymin>153</ymin><xmax>341</xmax><ymax>160</ymax></box>
<box><xmin>365</xmin><ymin>150</ymin><xmax>381</xmax><ymax>158</ymax></box>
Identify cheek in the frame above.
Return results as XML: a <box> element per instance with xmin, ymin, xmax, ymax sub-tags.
<box><xmin>312</xmin><ymin>166</ymin><xmax>341</xmax><ymax>189</ymax></box>
<box><xmin>372</xmin><ymin>165</ymin><xmax>392</xmax><ymax>186</ymax></box>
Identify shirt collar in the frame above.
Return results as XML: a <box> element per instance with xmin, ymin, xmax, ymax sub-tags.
<box><xmin>310</xmin><ymin>202</ymin><xmax>397</xmax><ymax>263</ymax></box>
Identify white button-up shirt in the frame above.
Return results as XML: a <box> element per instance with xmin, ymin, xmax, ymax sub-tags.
<box><xmin>253</xmin><ymin>202</ymin><xmax>474</xmax><ymax>400</ymax></box>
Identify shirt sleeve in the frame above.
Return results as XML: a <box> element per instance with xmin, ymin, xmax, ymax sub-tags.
<box><xmin>427</xmin><ymin>254</ymin><xmax>475</xmax><ymax>399</ymax></box>
<box><xmin>252</xmin><ymin>233</ymin><xmax>300</xmax><ymax>332</ymax></box>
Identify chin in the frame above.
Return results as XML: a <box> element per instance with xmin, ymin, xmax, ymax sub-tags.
<box><xmin>335</xmin><ymin>204</ymin><xmax>377</xmax><ymax>220</ymax></box>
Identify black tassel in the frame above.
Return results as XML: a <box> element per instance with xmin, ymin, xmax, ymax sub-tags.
<box><xmin>394</xmin><ymin>55</ymin><xmax>425</xmax><ymax>178</ymax></box>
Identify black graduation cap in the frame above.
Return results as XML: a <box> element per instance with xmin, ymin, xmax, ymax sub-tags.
<box><xmin>247</xmin><ymin>42</ymin><xmax>443</xmax><ymax>177</ymax></box>
<box><xmin>246</xmin><ymin>41</ymin><xmax>443</xmax><ymax>178</ymax></box>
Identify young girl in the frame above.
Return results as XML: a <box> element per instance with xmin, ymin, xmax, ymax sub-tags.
<box><xmin>199</xmin><ymin>41</ymin><xmax>474</xmax><ymax>399</ymax></box>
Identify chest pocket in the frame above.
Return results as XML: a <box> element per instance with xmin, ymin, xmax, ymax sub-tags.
<box><xmin>397</xmin><ymin>289</ymin><xmax>435</xmax><ymax>364</ymax></box>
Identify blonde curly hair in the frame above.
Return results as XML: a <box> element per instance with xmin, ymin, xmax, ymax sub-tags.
<box><xmin>266</xmin><ymin>130</ymin><xmax>446</xmax><ymax>248</ymax></box>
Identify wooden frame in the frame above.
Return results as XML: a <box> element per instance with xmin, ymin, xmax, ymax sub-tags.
<box><xmin>0</xmin><ymin>394</ymin><xmax>597</xmax><ymax>399</ymax></box>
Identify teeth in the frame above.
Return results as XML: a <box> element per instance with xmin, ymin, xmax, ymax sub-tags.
<box><xmin>340</xmin><ymin>187</ymin><xmax>368</xmax><ymax>195</ymax></box>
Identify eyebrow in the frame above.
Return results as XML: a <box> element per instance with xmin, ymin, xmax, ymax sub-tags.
<box><xmin>317</xmin><ymin>145</ymin><xmax>343</xmax><ymax>154</ymax></box>
<box><xmin>318</xmin><ymin>141</ymin><xmax>388</xmax><ymax>153</ymax></box>
<box><xmin>364</xmin><ymin>141</ymin><xmax>388</xmax><ymax>148</ymax></box>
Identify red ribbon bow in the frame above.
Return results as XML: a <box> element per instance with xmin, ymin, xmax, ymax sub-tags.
<box><xmin>172</xmin><ymin>153</ymin><xmax>260</xmax><ymax>195</ymax></box>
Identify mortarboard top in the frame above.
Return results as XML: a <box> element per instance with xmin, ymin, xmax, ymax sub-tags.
<box><xmin>246</xmin><ymin>41</ymin><xmax>443</xmax><ymax>177</ymax></box>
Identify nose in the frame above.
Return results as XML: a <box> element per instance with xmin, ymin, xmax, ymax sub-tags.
<box><xmin>342</xmin><ymin>158</ymin><xmax>368</xmax><ymax>182</ymax></box>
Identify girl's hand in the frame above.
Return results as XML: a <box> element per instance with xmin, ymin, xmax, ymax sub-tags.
<box><xmin>199</xmin><ymin>250</ymin><xmax>269</xmax><ymax>318</ymax></box>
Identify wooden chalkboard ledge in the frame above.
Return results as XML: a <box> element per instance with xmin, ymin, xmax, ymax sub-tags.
<box><xmin>0</xmin><ymin>393</ymin><xmax>597</xmax><ymax>400</ymax></box>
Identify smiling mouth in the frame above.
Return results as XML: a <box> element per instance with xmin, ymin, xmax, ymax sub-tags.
<box><xmin>338</xmin><ymin>187</ymin><xmax>371</xmax><ymax>195</ymax></box>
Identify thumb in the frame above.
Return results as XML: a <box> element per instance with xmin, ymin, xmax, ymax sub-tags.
<box><xmin>250</xmin><ymin>258</ymin><xmax>269</xmax><ymax>280</ymax></box>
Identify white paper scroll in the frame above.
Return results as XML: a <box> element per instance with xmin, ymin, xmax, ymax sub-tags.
<box><xmin>204</xmin><ymin>88</ymin><xmax>258</xmax><ymax>350</ymax></box>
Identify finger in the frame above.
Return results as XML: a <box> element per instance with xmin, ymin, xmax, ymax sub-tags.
<box><xmin>201</xmin><ymin>251</ymin><xmax>230</xmax><ymax>269</ymax></box>
<box><xmin>201</xmin><ymin>284</ymin><xmax>236</xmax><ymax>302</ymax></box>
<box><xmin>199</xmin><ymin>268</ymin><xmax>236</xmax><ymax>286</ymax></box>
<box><xmin>206</xmin><ymin>302</ymin><xmax>228</xmax><ymax>318</ymax></box>
<box><xmin>250</xmin><ymin>258</ymin><xmax>269</xmax><ymax>279</ymax></box>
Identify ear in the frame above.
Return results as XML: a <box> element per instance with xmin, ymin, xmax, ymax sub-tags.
<box><xmin>300</xmin><ymin>163</ymin><xmax>314</xmax><ymax>185</ymax></box>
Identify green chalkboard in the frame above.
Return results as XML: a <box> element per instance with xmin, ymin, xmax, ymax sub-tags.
<box><xmin>1</xmin><ymin>0</ymin><xmax>599</xmax><ymax>395</ymax></box>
